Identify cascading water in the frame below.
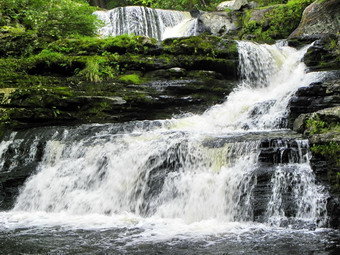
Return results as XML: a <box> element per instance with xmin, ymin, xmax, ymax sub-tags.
<box><xmin>0</xmin><ymin>41</ymin><xmax>337</xmax><ymax>254</ymax></box>
<box><xmin>95</xmin><ymin>6</ymin><xmax>197</xmax><ymax>40</ymax></box>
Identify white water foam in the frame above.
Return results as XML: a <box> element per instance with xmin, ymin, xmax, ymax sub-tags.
<box><xmin>0</xmin><ymin>41</ymin><xmax>330</xmax><ymax>243</ymax></box>
<box><xmin>167</xmin><ymin>41</ymin><xmax>324</xmax><ymax>132</ymax></box>
<box><xmin>94</xmin><ymin>6</ymin><xmax>196</xmax><ymax>40</ymax></box>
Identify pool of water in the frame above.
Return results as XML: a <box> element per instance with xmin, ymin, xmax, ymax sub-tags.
<box><xmin>0</xmin><ymin>212</ymin><xmax>339</xmax><ymax>255</ymax></box>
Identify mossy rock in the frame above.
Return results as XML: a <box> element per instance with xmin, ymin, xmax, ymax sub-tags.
<box><xmin>303</xmin><ymin>35</ymin><xmax>340</xmax><ymax>71</ymax></box>
<box><xmin>47</xmin><ymin>35</ymin><xmax>159</xmax><ymax>56</ymax></box>
<box><xmin>161</xmin><ymin>35</ymin><xmax>238</xmax><ymax>58</ymax></box>
<box><xmin>289</xmin><ymin>0</ymin><xmax>340</xmax><ymax>38</ymax></box>
<box><xmin>294</xmin><ymin>106</ymin><xmax>340</xmax><ymax>194</ymax></box>
<box><xmin>240</xmin><ymin>0</ymin><xmax>314</xmax><ymax>43</ymax></box>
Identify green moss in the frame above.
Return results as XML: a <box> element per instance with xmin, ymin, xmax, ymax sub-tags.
<box><xmin>119</xmin><ymin>74</ymin><xmax>143</xmax><ymax>84</ymax></box>
<box><xmin>311</xmin><ymin>142</ymin><xmax>340</xmax><ymax>165</ymax></box>
<box><xmin>252</xmin><ymin>0</ymin><xmax>288</xmax><ymax>6</ymax></box>
<box><xmin>47</xmin><ymin>36</ymin><xmax>103</xmax><ymax>56</ymax></box>
<box><xmin>240</xmin><ymin>0</ymin><xmax>314</xmax><ymax>43</ymax></box>
<box><xmin>162</xmin><ymin>36</ymin><xmax>238</xmax><ymax>58</ymax></box>
<box><xmin>47</xmin><ymin>35</ymin><xmax>158</xmax><ymax>56</ymax></box>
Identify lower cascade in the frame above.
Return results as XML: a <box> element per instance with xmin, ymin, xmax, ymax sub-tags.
<box><xmin>0</xmin><ymin>41</ymin><xmax>337</xmax><ymax>253</ymax></box>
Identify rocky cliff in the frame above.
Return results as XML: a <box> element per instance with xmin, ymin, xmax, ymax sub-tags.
<box><xmin>0</xmin><ymin>35</ymin><xmax>239</xmax><ymax>131</ymax></box>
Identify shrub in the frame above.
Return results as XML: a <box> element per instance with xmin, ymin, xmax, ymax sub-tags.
<box><xmin>0</xmin><ymin>0</ymin><xmax>100</xmax><ymax>54</ymax></box>
<box><xmin>311</xmin><ymin>142</ymin><xmax>340</xmax><ymax>165</ymax></box>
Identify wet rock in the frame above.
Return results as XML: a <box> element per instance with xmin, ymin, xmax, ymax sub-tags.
<box><xmin>327</xmin><ymin>196</ymin><xmax>340</xmax><ymax>228</ymax></box>
<box><xmin>289</xmin><ymin>89</ymin><xmax>340</xmax><ymax>228</ymax></box>
<box><xmin>302</xmin><ymin>35</ymin><xmax>340</xmax><ymax>72</ymax></box>
<box><xmin>0</xmin><ymin>130</ymin><xmax>46</xmax><ymax>209</ymax></box>
<box><xmin>0</xmin><ymin>35</ymin><xmax>240</xmax><ymax>131</ymax></box>
<box><xmin>288</xmin><ymin>79</ymin><xmax>340</xmax><ymax>127</ymax></box>
<box><xmin>0</xmin><ymin>74</ymin><xmax>238</xmax><ymax>129</ymax></box>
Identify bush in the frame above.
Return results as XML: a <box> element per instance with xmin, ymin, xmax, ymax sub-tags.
<box><xmin>0</xmin><ymin>0</ymin><xmax>100</xmax><ymax>41</ymax></box>
<box><xmin>311</xmin><ymin>142</ymin><xmax>340</xmax><ymax>165</ymax></box>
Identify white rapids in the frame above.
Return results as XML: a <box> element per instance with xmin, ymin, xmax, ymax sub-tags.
<box><xmin>94</xmin><ymin>6</ymin><xmax>197</xmax><ymax>40</ymax></box>
<box><xmin>0</xmin><ymin>41</ymin><xmax>331</xmax><ymax>244</ymax></box>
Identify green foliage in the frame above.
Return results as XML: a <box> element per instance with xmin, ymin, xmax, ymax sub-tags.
<box><xmin>305</xmin><ymin>113</ymin><xmax>340</xmax><ymax>135</ymax></box>
<box><xmin>241</xmin><ymin>0</ymin><xmax>314</xmax><ymax>43</ymax></box>
<box><xmin>0</xmin><ymin>0</ymin><xmax>100</xmax><ymax>56</ymax></box>
<box><xmin>104</xmin><ymin>0</ymin><xmax>222</xmax><ymax>11</ymax></box>
<box><xmin>306</xmin><ymin>117</ymin><xmax>327</xmax><ymax>135</ymax></box>
<box><xmin>119</xmin><ymin>74</ymin><xmax>142</xmax><ymax>84</ymax></box>
<box><xmin>0</xmin><ymin>25</ymin><xmax>40</xmax><ymax>57</ymax></box>
<box><xmin>252</xmin><ymin>0</ymin><xmax>288</xmax><ymax>6</ymax></box>
<box><xmin>311</xmin><ymin>142</ymin><xmax>340</xmax><ymax>165</ymax></box>
<box><xmin>77</xmin><ymin>56</ymin><xmax>115</xmax><ymax>82</ymax></box>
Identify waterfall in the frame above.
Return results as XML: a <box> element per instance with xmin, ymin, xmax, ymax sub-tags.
<box><xmin>0</xmin><ymin>41</ymin><xmax>330</xmax><ymax>240</ymax></box>
<box><xmin>94</xmin><ymin>6</ymin><xmax>197</xmax><ymax>40</ymax></box>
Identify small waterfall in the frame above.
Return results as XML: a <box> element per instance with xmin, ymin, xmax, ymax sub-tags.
<box><xmin>95</xmin><ymin>6</ymin><xmax>197</xmax><ymax>40</ymax></box>
<box><xmin>0</xmin><ymin>41</ymin><xmax>330</xmax><ymax>234</ymax></box>
<box><xmin>265</xmin><ymin>164</ymin><xmax>328</xmax><ymax>227</ymax></box>
<box><xmin>12</xmin><ymin>129</ymin><xmax>259</xmax><ymax>223</ymax></box>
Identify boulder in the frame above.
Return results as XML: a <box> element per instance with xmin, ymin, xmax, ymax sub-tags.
<box><xmin>198</xmin><ymin>12</ymin><xmax>239</xmax><ymax>36</ymax></box>
<box><xmin>217</xmin><ymin>1</ymin><xmax>235</xmax><ymax>10</ymax></box>
<box><xmin>290</xmin><ymin>0</ymin><xmax>340</xmax><ymax>38</ymax></box>
<box><xmin>247</xmin><ymin>6</ymin><xmax>276</xmax><ymax>24</ymax></box>
<box><xmin>216</xmin><ymin>0</ymin><xmax>248</xmax><ymax>11</ymax></box>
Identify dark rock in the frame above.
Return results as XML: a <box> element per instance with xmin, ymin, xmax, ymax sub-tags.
<box><xmin>289</xmin><ymin>83</ymin><xmax>340</xmax><ymax>229</ymax></box>
<box><xmin>190</xmin><ymin>9</ymin><xmax>201</xmax><ymax>18</ymax></box>
<box><xmin>0</xmin><ymin>130</ymin><xmax>47</xmax><ymax>209</ymax></box>
<box><xmin>302</xmin><ymin>35</ymin><xmax>340</xmax><ymax>72</ymax></box>
<box><xmin>0</xmin><ymin>73</ymin><xmax>238</xmax><ymax>130</ymax></box>
<box><xmin>287</xmin><ymin>79</ymin><xmax>340</xmax><ymax>127</ymax></box>
<box><xmin>327</xmin><ymin>196</ymin><xmax>340</xmax><ymax>228</ymax></box>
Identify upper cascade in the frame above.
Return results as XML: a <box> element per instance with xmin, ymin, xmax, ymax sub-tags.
<box><xmin>94</xmin><ymin>6</ymin><xmax>197</xmax><ymax>40</ymax></box>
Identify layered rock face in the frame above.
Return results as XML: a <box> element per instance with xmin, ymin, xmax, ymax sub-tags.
<box><xmin>287</xmin><ymin>36</ymin><xmax>340</xmax><ymax>228</ymax></box>
<box><xmin>0</xmin><ymin>35</ymin><xmax>239</xmax><ymax>130</ymax></box>
<box><xmin>286</xmin><ymin>0</ymin><xmax>340</xmax><ymax>227</ymax></box>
